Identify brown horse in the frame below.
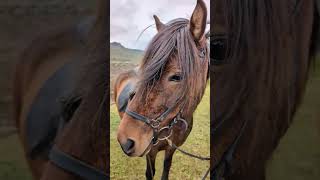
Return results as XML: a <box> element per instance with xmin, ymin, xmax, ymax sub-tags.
<box><xmin>12</xmin><ymin>0</ymin><xmax>108</xmax><ymax>179</ymax></box>
<box><xmin>211</xmin><ymin>0</ymin><xmax>319</xmax><ymax>179</ymax></box>
<box><xmin>114</xmin><ymin>0</ymin><xmax>209</xmax><ymax>179</ymax></box>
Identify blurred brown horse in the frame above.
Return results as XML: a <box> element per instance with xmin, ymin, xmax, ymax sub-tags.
<box><xmin>12</xmin><ymin>0</ymin><xmax>108</xmax><ymax>179</ymax></box>
<box><xmin>211</xmin><ymin>0</ymin><xmax>320</xmax><ymax>179</ymax></box>
<box><xmin>114</xmin><ymin>0</ymin><xmax>209</xmax><ymax>179</ymax></box>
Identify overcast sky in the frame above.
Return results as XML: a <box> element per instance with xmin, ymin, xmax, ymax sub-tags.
<box><xmin>110</xmin><ymin>0</ymin><xmax>210</xmax><ymax>50</ymax></box>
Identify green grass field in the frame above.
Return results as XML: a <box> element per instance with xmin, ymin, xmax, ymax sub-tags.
<box><xmin>0</xmin><ymin>135</ymin><xmax>32</xmax><ymax>180</ymax></box>
<box><xmin>110</xmin><ymin>85</ymin><xmax>211</xmax><ymax>180</ymax></box>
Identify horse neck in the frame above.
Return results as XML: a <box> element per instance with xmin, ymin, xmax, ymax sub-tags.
<box><xmin>42</xmin><ymin>92</ymin><xmax>107</xmax><ymax>179</ymax></box>
<box><xmin>41</xmin><ymin>123</ymin><xmax>100</xmax><ymax>180</ymax></box>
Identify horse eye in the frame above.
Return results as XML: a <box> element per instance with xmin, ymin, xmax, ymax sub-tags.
<box><xmin>129</xmin><ymin>91</ymin><xmax>136</xmax><ymax>100</ymax></box>
<box><xmin>211</xmin><ymin>37</ymin><xmax>228</xmax><ymax>65</ymax></box>
<box><xmin>168</xmin><ymin>74</ymin><xmax>182</xmax><ymax>82</ymax></box>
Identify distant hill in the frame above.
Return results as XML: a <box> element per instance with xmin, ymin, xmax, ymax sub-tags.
<box><xmin>110</xmin><ymin>42</ymin><xmax>125</xmax><ymax>48</ymax></box>
<box><xmin>110</xmin><ymin>42</ymin><xmax>144</xmax><ymax>63</ymax></box>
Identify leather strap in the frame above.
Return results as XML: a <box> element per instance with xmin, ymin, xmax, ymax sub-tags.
<box><xmin>125</xmin><ymin>109</ymin><xmax>151</xmax><ymax>124</ymax></box>
<box><xmin>212</xmin><ymin>117</ymin><xmax>249</xmax><ymax>179</ymax></box>
<box><xmin>49</xmin><ymin>147</ymin><xmax>109</xmax><ymax>180</ymax></box>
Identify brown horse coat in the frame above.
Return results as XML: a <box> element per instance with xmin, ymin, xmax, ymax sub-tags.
<box><xmin>13</xmin><ymin>0</ymin><xmax>108</xmax><ymax>179</ymax></box>
<box><xmin>211</xmin><ymin>0</ymin><xmax>318</xmax><ymax>179</ymax></box>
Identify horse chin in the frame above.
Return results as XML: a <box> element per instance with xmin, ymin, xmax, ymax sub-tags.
<box><xmin>139</xmin><ymin>145</ymin><xmax>152</xmax><ymax>157</ymax></box>
<box><xmin>137</xmin><ymin>140</ymin><xmax>153</xmax><ymax>157</ymax></box>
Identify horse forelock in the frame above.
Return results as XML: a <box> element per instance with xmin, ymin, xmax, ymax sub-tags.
<box><xmin>136</xmin><ymin>18</ymin><xmax>208</xmax><ymax>114</ymax></box>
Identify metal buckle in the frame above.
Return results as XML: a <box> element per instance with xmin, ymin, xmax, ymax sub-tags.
<box><xmin>152</xmin><ymin>136</ymin><xmax>158</xmax><ymax>145</ymax></box>
<box><xmin>173</xmin><ymin>117</ymin><xmax>178</xmax><ymax>124</ymax></box>
<box><xmin>150</xmin><ymin>119</ymin><xmax>160</xmax><ymax>128</ymax></box>
<box><xmin>158</xmin><ymin>126</ymin><xmax>173</xmax><ymax>141</ymax></box>
<box><xmin>175</xmin><ymin>116</ymin><xmax>188</xmax><ymax>132</ymax></box>
<box><xmin>199</xmin><ymin>47</ymin><xmax>206</xmax><ymax>59</ymax></box>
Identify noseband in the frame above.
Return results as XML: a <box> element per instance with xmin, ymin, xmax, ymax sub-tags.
<box><xmin>125</xmin><ymin>99</ymin><xmax>188</xmax><ymax>146</ymax></box>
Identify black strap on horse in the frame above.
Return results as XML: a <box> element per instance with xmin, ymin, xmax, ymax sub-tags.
<box><xmin>126</xmin><ymin>107</ymin><xmax>171</xmax><ymax>128</ymax></box>
<box><xmin>125</xmin><ymin>107</ymin><xmax>183</xmax><ymax>144</ymax></box>
<box><xmin>49</xmin><ymin>147</ymin><xmax>109</xmax><ymax>180</ymax></box>
<box><xmin>211</xmin><ymin>116</ymin><xmax>249</xmax><ymax>179</ymax></box>
<box><xmin>125</xmin><ymin>89</ymin><xmax>187</xmax><ymax>144</ymax></box>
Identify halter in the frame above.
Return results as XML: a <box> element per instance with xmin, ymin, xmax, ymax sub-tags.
<box><xmin>125</xmin><ymin>95</ymin><xmax>188</xmax><ymax>146</ymax></box>
<box><xmin>49</xmin><ymin>147</ymin><xmax>109</xmax><ymax>179</ymax></box>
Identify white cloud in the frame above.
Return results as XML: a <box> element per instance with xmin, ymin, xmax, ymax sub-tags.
<box><xmin>110</xmin><ymin>0</ymin><xmax>210</xmax><ymax>50</ymax></box>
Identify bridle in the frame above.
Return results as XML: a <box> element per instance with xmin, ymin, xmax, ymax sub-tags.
<box><xmin>49</xmin><ymin>147</ymin><xmax>109</xmax><ymax>180</ymax></box>
<box><xmin>125</xmin><ymin>94</ymin><xmax>188</xmax><ymax>148</ymax></box>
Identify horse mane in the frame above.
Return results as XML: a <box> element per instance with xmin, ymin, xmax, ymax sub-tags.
<box><xmin>137</xmin><ymin>18</ymin><xmax>208</xmax><ymax>114</ymax></box>
<box><xmin>221</xmin><ymin>0</ymin><xmax>317</xmax><ymax>125</ymax></box>
<box><xmin>212</xmin><ymin>0</ymin><xmax>318</xmax><ymax>169</ymax></box>
<box><xmin>73</xmin><ymin>0</ymin><xmax>108</xmax><ymax>105</ymax></box>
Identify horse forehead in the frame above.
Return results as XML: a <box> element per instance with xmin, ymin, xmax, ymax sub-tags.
<box><xmin>166</xmin><ymin>57</ymin><xmax>182</xmax><ymax>69</ymax></box>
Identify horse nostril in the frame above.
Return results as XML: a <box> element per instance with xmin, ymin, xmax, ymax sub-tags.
<box><xmin>122</xmin><ymin>139</ymin><xmax>135</xmax><ymax>155</ymax></box>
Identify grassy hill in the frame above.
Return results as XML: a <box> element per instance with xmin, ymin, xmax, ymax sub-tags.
<box><xmin>110</xmin><ymin>42</ymin><xmax>144</xmax><ymax>64</ymax></box>
<box><xmin>110</xmin><ymin>42</ymin><xmax>144</xmax><ymax>99</ymax></box>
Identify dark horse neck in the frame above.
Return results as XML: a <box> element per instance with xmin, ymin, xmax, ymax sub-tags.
<box><xmin>41</xmin><ymin>1</ymin><xmax>108</xmax><ymax>179</ymax></box>
<box><xmin>43</xmin><ymin>65</ymin><xmax>108</xmax><ymax>180</ymax></box>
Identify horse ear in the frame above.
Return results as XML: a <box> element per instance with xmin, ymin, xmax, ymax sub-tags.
<box><xmin>153</xmin><ymin>15</ymin><xmax>165</xmax><ymax>32</ymax></box>
<box><xmin>190</xmin><ymin>0</ymin><xmax>207</xmax><ymax>41</ymax></box>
